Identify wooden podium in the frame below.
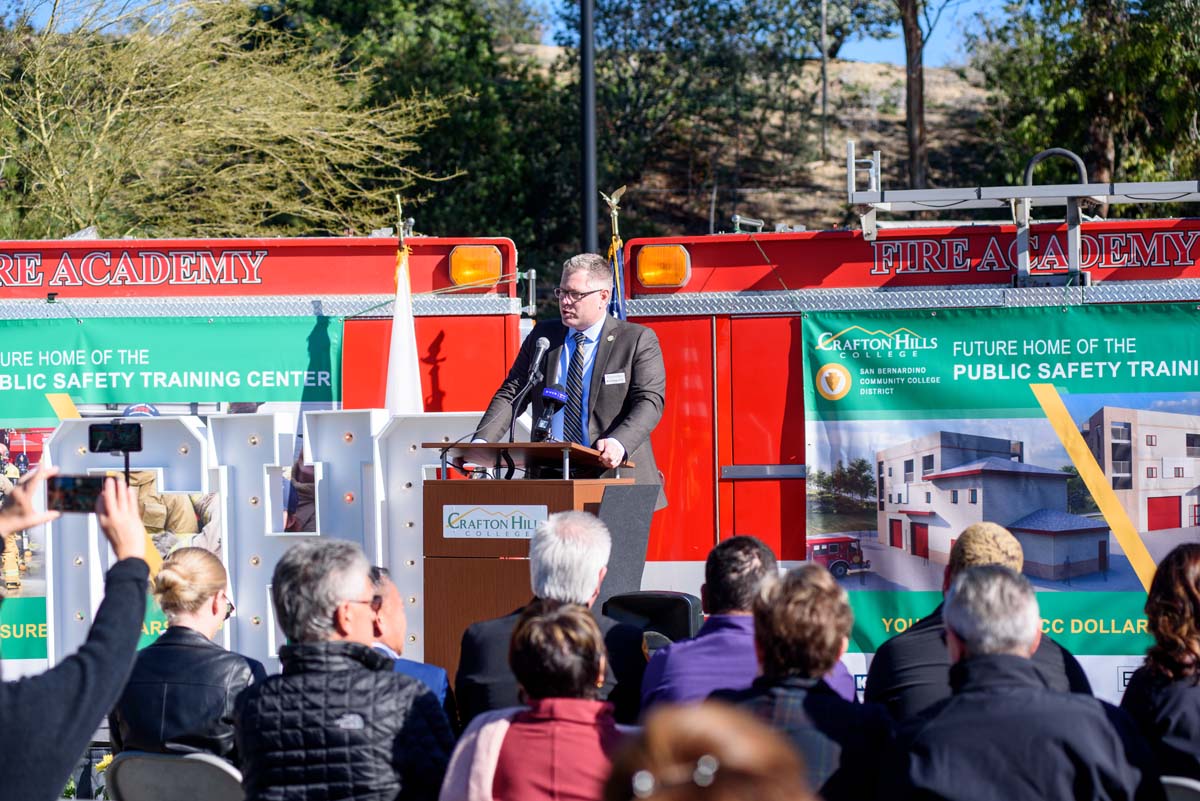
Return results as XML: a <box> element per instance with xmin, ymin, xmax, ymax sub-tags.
<box><xmin>421</xmin><ymin>442</ymin><xmax>634</xmax><ymax>679</ymax></box>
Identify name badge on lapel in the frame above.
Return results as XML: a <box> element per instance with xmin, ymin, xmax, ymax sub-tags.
<box><xmin>603</xmin><ymin>372</ymin><xmax>627</xmax><ymax>385</ymax></box>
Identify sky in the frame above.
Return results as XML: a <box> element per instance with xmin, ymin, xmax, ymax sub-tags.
<box><xmin>838</xmin><ymin>0</ymin><xmax>1011</xmax><ymax>68</ymax></box>
<box><xmin>28</xmin><ymin>1</ymin><xmax>1010</xmax><ymax>70</ymax></box>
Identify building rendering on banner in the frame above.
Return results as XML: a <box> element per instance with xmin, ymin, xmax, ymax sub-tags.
<box><xmin>875</xmin><ymin>431</ymin><xmax>1110</xmax><ymax>580</ymax></box>
<box><xmin>1083</xmin><ymin>406</ymin><xmax>1200</xmax><ymax>533</ymax></box>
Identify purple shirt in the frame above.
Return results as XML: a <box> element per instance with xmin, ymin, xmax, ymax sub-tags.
<box><xmin>640</xmin><ymin>614</ymin><xmax>856</xmax><ymax>712</ymax></box>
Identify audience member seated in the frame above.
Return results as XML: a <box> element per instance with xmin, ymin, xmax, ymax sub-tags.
<box><xmin>235</xmin><ymin>540</ymin><xmax>454</xmax><ymax>801</ymax></box>
<box><xmin>0</xmin><ymin>471</ymin><xmax>148</xmax><ymax>801</ymax></box>
<box><xmin>1122</xmin><ymin>543</ymin><xmax>1200</xmax><ymax>779</ymax></box>
<box><xmin>880</xmin><ymin>565</ymin><xmax>1162</xmax><ymax>801</ymax></box>
<box><xmin>641</xmin><ymin>536</ymin><xmax>853</xmax><ymax>712</ymax></box>
<box><xmin>712</xmin><ymin>565</ymin><xmax>892</xmax><ymax>801</ymax></box>
<box><xmin>603</xmin><ymin>702</ymin><xmax>815</xmax><ymax>801</ymax></box>
<box><xmin>110</xmin><ymin>547</ymin><xmax>266</xmax><ymax>764</ymax></box>
<box><xmin>457</xmin><ymin>511</ymin><xmax>645</xmax><ymax>725</ymax></box>
<box><xmin>441</xmin><ymin>600</ymin><xmax>624</xmax><ymax>801</ymax></box>
<box><xmin>865</xmin><ymin>521</ymin><xmax>1091</xmax><ymax>720</ymax></box>
<box><xmin>370</xmin><ymin>565</ymin><xmax>459</xmax><ymax>730</ymax></box>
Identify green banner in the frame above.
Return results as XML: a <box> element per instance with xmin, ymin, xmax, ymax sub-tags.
<box><xmin>0</xmin><ymin>316</ymin><xmax>342</xmax><ymax>426</ymax></box>
<box><xmin>802</xmin><ymin>303</ymin><xmax>1200</xmax><ymax>663</ymax></box>
<box><xmin>0</xmin><ymin>597</ymin><xmax>48</xmax><ymax>659</ymax></box>
<box><xmin>0</xmin><ymin>595</ymin><xmax>169</xmax><ymax>659</ymax></box>
<box><xmin>848</xmin><ymin>592</ymin><xmax>1152</xmax><ymax>656</ymax></box>
<box><xmin>804</xmin><ymin>303</ymin><xmax>1200</xmax><ymax>420</ymax></box>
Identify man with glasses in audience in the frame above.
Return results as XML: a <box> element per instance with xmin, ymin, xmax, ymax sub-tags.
<box><xmin>475</xmin><ymin>253</ymin><xmax>667</xmax><ymax>504</ymax></box>
<box><xmin>235</xmin><ymin>540</ymin><xmax>454</xmax><ymax>801</ymax></box>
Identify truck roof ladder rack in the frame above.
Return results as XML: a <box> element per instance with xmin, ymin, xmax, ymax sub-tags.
<box><xmin>846</xmin><ymin>141</ymin><xmax>1200</xmax><ymax>285</ymax></box>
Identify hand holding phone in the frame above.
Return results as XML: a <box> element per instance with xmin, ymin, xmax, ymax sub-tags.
<box><xmin>46</xmin><ymin>475</ymin><xmax>106</xmax><ymax>514</ymax></box>
<box><xmin>0</xmin><ymin>467</ymin><xmax>61</xmax><ymax>535</ymax></box>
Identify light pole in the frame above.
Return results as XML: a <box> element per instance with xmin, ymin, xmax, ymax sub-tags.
<box><xmin>580</xmin><ymin>0</ymin><xmax>598</xmax><ymax>253</ymax></box>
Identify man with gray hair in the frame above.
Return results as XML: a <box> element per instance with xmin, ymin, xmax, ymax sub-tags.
<box><xmin>456</xmin><ymin>510</ymin><xmax>645</xmax><ymax>725</ymax></box>
<box><xmin>235</xmin><ymin>540</ymin><xmax>454</xmax><ymax>801</ymax></box>
<box><xmin>882</xmin><ymin>565</ymin><xmax>1162</xmax><ymax>801</ymax></box>
<box><xmin>865</xmin><ymin>521</ymin><xmax>1091</xmax><ymax>720</ymax></box>
<box><xmin>475</xmin><ymin>253</ymin><xmax>666</xmax><ymax>504</ymax></box>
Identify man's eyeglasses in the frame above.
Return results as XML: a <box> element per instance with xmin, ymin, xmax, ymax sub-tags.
<box><xmin>346</xmin><ymin>595</ymin><xmax>383</xmax><ymax>613</ymax></box>
<box><xmin>553</xmin><ymin>287</ymin><xmax>606</xmax><ymax>303</ymax></box>
<box><xmin>224</xmin><ymin>598</ymin><xmax>235</xmax><ymax>621</ymax></box>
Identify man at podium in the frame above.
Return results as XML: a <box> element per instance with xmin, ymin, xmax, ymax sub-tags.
<box><xmin>476</xmin><ymin>253</ymin><xmax>666</xmax><ymax>507</ymax></box>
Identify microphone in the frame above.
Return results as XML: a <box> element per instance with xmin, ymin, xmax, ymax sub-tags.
<box><xmin>531</xmin><ymin>384</ymin><xmax>568</xmax><ymax>442</ymax></box>
<box><xmin>508</xmin><ymin>335</ymin><xmax>552</xmax><ymax>443</ymax></box>
<box><xmin>528</xmin><ymin>336</ymin><xmax>551</xmax><ymax>383</ymax></box>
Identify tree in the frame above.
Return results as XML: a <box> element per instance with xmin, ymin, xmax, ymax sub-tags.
<box><xmin>845</xmin><ymin>457</ymin><xmax>877</xmax><ymax>504</ymax></box>
<box><xmin>809</xmin><ymin>458</ymin><xmax>876</xmax><ymax>513</ymax></box>
<box><xmin>1061</xmin><ymin>464</ymin><xmax>1098</xmax><ymax>515</ymax></box>
<box><xmin>0</xmin><ymin>0</ymin><xmax>444</xmax><ymax>238</ymax></box>
<box><xmin>894</xmin><ymin>0</ymin><xmax>955</xmax><ymax>189</ymax></box>
<box><xmin>261</xmin><ymin>0</ymin><xmax>580</xmax><ymax>280</ymax></box>
<box><xmin>821</xmin><ymin>0</ymin><xmax>895</xmax><ymax>58</ymax></box>
<box><xmin>970</xmin><ymin>0</ymin><xmax>1200</xmax><ymax>197</ymax></box>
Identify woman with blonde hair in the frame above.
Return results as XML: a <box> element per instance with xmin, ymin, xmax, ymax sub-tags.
<box><xmin>109</xmin><ymin>547</ymin><xmax>265</xmax><ymax>765</ymax></box>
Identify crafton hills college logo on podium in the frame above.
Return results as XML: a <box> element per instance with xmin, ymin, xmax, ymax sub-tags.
<box><xmin>442</xmin><ymin>505</ymin><xmax>550</xmax><ymax>539</ymax></box>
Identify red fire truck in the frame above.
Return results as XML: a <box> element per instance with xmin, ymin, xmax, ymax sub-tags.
<box><xmin>6</xmin><ymin>147</ymin><xmax>1200</xmax><ymax>700</ymax></box>
<box><xmin>806</xmin><ymin>534</ymin><xmax>871</xmax><ymax>578</ymax></box>
<box><xmin>619</xmin><ymin>146</ymin><xmax>1200</xmax><ymax>699</ymax></box>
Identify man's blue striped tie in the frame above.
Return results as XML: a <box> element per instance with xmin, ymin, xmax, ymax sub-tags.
<box><xmin>564</xmin><ymin>331</ymin><xmax>586</xmax><ymax>445</ymax></box>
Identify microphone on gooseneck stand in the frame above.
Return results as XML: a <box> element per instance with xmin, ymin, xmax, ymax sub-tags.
<box><xmin>508</xmin><ymin>336</ymin><xmax>551</xmax><ymax>444</ymax></box>
<box><xmin>527</xmin><ymin>337</ymin><xmax>550</xmax><ymax>383</ymax></box>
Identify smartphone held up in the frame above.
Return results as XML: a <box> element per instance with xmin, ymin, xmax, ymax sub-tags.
<box><xmin>46</xmin><ymin>475</ymin><xmax>106</xmax><ymax>514</ymax></box>
<box><xmin>41</xmin><ymin>422</ymin><xmax>143</xmax><ymax>514</ymax></box>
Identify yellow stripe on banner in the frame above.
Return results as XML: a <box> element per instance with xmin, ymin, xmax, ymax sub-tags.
<box><xmin>1029</xmin><ymin>383</ymin><xmax>1156</xmax><ymax>591</ymax></box>
<box><xmin>45</xmin><ymin>393</ymin><xmax>81</xmax><ymax>420</ymax></box>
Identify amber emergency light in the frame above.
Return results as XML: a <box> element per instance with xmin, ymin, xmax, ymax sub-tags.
<box><xmin>449</xmin><ymin>245</ymin><xmax>502</xmax><ymax>287</ymax></box>
<box><xmin>636</xmin><ymin>244</ymin><xmax>690</xmax><ymax>288</ymax></box>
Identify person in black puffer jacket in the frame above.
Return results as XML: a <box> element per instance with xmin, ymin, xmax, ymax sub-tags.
<box><xmin>110</xmin><ymin>547</ymin><xmax>266</xmax><ymax>764</ymax></box>
<box><xmin>235</xmin><ymin>540</ymin><xmax>455</xmax><ymax>801</ymax></box>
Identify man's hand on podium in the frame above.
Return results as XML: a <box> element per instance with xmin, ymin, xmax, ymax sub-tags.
<box><xmin>595</xmin><ymin>438</ymin><xmax>626</xmax><ymax>469</ymax></box>
<box><xmin>454</xmin><ymin>438</ymin><xmax>488</xmax><ymax>478</ymax></box>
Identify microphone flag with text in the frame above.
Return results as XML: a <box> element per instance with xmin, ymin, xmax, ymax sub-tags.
<box><xmin>531</xmin><ymin>384</ymin><xmax>567</xmax><ymax>442</ymax></box>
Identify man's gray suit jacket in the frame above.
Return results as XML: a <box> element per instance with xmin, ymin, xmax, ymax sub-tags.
<box><xmin>476</xmin><ymin>316</ymin><xmax>666</xmax><ymax>505</ymax></box>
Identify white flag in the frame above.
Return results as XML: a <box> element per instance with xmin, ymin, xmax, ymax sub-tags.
<box><xmin>384</xmin><ymin>243</ymin><xmax>423</xmax><ymax>414</ymax></box>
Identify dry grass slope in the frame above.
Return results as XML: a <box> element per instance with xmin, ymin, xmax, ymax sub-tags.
<box><xmin>626</xmin><ymin>59</ymin><xmax>990</xmax><ymax>235</ymax></box>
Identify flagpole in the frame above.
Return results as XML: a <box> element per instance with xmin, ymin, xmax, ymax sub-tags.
<box><xmin>384</xmin><ymin>197</ymin><xmax>424</xmax><ymax>415</ymax></box>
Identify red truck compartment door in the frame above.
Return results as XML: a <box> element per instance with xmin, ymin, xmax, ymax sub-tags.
<box><xmin>725</xmin><ymin>317</ymin><xmax>807</xmax><ymax>560</ymax></box>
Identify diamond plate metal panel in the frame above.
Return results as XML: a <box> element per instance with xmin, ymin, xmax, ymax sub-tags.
<box><xmin>1084</xmin><ymin>279</ymin><xmax>1200</xmax><ymax>304</ymax></box>
<box><xmin>626</xmin><ymin>286</ymin><xmax>1008</xmax><ymax>316</ymax></box>
<box><xmin>1002</xmin><ymin>286</ymin><xmax>1085</xmax><ymax>307</ymax></box>
<box><xmin>0</xmin><ymin>294</ymin><xmax>520</xmax><ymax>319</ymax></box>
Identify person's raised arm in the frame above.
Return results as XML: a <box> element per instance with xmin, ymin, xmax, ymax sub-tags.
<box><xmin>0</xmin><ymin>475</ymin><xmax>148</xmax><ymax>801</ymax></box>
